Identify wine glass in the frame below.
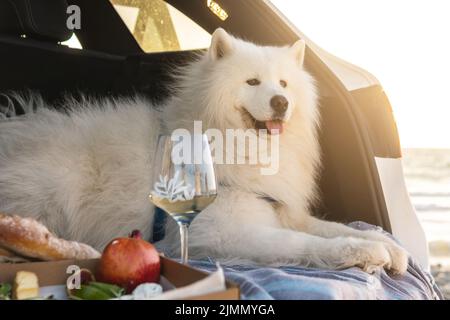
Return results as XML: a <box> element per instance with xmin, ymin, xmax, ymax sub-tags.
<box><xmin>149</xmin><ymin>133</ymin><xmax>217</xmax><ymax>264</ymax></box>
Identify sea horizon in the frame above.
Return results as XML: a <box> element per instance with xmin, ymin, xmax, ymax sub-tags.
<box><xmin>402</xmin><ymin>148</ymin><xmax>450</xmax><ymax>266</ymax></box>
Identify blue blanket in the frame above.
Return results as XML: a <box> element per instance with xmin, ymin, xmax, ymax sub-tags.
<box><xmin>156</xmin><ymin>221</ymin><xmax>443</xmax><ymax>300</ymax></box>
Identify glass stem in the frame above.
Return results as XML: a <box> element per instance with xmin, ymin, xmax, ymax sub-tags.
<box><xmin>178</xmin><ymin>222</ymin><xmax>189</xmax><ymax>264</ymax></box>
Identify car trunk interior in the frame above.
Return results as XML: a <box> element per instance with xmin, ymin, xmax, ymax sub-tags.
<box><xmin>0</xmin><ymin>0</ymin><xmax>393</xmax><ymax>232</ymax></box>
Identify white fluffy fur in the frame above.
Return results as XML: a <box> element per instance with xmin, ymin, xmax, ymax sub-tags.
<box><xmin>0</xmin><ymin>29</ymin><xmax>408</xmax><ymax>274</ymax></box>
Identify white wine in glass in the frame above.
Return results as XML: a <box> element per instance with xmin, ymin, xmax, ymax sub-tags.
<box><xmin>149</xmin><ymin>134</ymin><xmax>217</xmax><ymax>264</ymax></box>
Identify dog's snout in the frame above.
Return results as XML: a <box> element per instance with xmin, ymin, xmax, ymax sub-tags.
<box><xmin>270</xmin><ymin>95</ymin><xmax>288</xmax><ymax>115</ymax></box>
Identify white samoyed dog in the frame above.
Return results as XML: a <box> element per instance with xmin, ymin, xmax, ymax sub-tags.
<box><xmin>0</xmin><ymin>29</ymin><xmax>408</xmax><ymax>274</ymax></box>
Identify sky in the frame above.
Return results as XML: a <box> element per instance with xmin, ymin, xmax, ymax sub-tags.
<box><xmin>271</xmin><ymin>0</ymin><xmax>450</xmax><ymax>149</ymax></box>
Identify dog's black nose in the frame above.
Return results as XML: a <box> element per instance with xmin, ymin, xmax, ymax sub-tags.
<box><xmin>270</xmin><ymin>95</ymin><xmax>288</xmax><ymax>115</ymax></box>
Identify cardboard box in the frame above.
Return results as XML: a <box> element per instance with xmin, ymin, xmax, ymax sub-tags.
<box><xmin>0</xmin><ymin>257</ymin><xmax>240</xmax><ymax>300</ymax></box>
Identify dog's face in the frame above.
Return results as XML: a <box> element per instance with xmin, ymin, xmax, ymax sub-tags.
<box><xmin>203</xmin><ymin>28</ymin><xmax>314</xmax><ymax>135</ymax></box>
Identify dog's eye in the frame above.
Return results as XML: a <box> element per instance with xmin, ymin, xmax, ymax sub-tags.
<box><xmin>280</xmin><ymin>80</ymin><xmax>287</xmax><ymax>88</ymax></box>
<box><xmin>246</xmin><ymin>79</ymin><xmax>261</xmax><ymax>86</ymax></box>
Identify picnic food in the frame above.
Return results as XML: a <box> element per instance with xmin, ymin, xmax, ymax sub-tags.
<box><xmin>13</xmin><ymin>271</ymin><xmax>39</xmax><ymax>300</ymax></box>
<box><xmin>96</xmin><ymin>230</ymin><xmax>161</xmax><ymax>293</ymax></box>
<box><xmin>0</xmin><ymin>246</ymin><xmax>30</xmax><ymax>263</ymax></box>
<box><xmin>0</xmin><ymin>283</ymin><xmax>12</xmax><ymax>300</ymax></box>
<box><xmin>0</xmin><ymin>213</ymin><xmax>101</xmax><ymax>261</ymax></box>
<box><xmin>0</xmin><ymin>247</ymin><xmax>14</xmax><ymax>257</ymax></box>
<box><xmin>69</xmin><ymin>281</ymin><xmax>125</xmax><ymax>300</ymax></box>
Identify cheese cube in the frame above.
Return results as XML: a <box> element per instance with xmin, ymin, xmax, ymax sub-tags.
<box><xmin>13</xmin><ymin>271</ymin><xmax>39</xmax><ymax>300</ymax></box>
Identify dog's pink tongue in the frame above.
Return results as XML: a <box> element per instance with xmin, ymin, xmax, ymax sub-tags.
<box><xmin>265</xmin><ymin>120</ymin><xmax>284</xmax><ymax>135</ymax></box>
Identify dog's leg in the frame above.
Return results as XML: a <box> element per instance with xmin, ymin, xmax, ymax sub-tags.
<box><xmin>213</xmin><ymin>224</ymin><xmax>396</xmax><ymax>272</ymax></box>
<box><xmin>175</xmin><ymin>190</ymin><xmax>396</xmax><ymax>272</ymax></box>
<box><xmin>298</xmin><ymin>215</ymin><xmax>409</xmax><ymax>274</ymax></box>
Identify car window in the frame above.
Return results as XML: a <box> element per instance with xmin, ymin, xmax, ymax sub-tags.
<box><xmin>110</xmin><ymin>0</ymin><xmax>211</xmax><ymax>52</ymax></box>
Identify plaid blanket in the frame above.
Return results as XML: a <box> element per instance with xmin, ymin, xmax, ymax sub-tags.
<box><xmin>155</xmin><ymin>220</ymin><xmax>443</xmax><ymax>300</ymax></box>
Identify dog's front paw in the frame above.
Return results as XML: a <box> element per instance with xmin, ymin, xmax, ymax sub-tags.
<box><xmin>384</xmin><ymin>242</ymin><xmax>409</xmax><ymax>275</ymax></box>
<box><xmin>362</xmin><ymin>231</ymin><xmax>409</xmax><ymax>275</ymax></box>
<box><xmin>335</xmin><ymin>238</ymin><xmax>391</xmax><ymax>274</ymax></box>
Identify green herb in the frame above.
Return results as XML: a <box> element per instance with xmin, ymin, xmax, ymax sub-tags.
<box><xmin>69</xmin><ymin>282</ymin><xmax>124</xmax><ymax>300</ymax></box>
<box><xmin>0</xmin><ymin>283</ymin><xmax>12</xmax><ymax>300</ymax></box>
<box><xmin>88</xmin><ymin>282</ymin><xmax>124</xmax><ymax>298</ymax></box>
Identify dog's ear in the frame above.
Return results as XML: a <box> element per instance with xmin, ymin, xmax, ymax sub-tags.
<box><xmin>290</xmin><ymin>39</ymin><xmax>306</xmax><ymax>66</ymax></box>
<box><xmin>209</xmin><ymin>28</ymin><xmax>233</xmax><ymax>60</ymax></box>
